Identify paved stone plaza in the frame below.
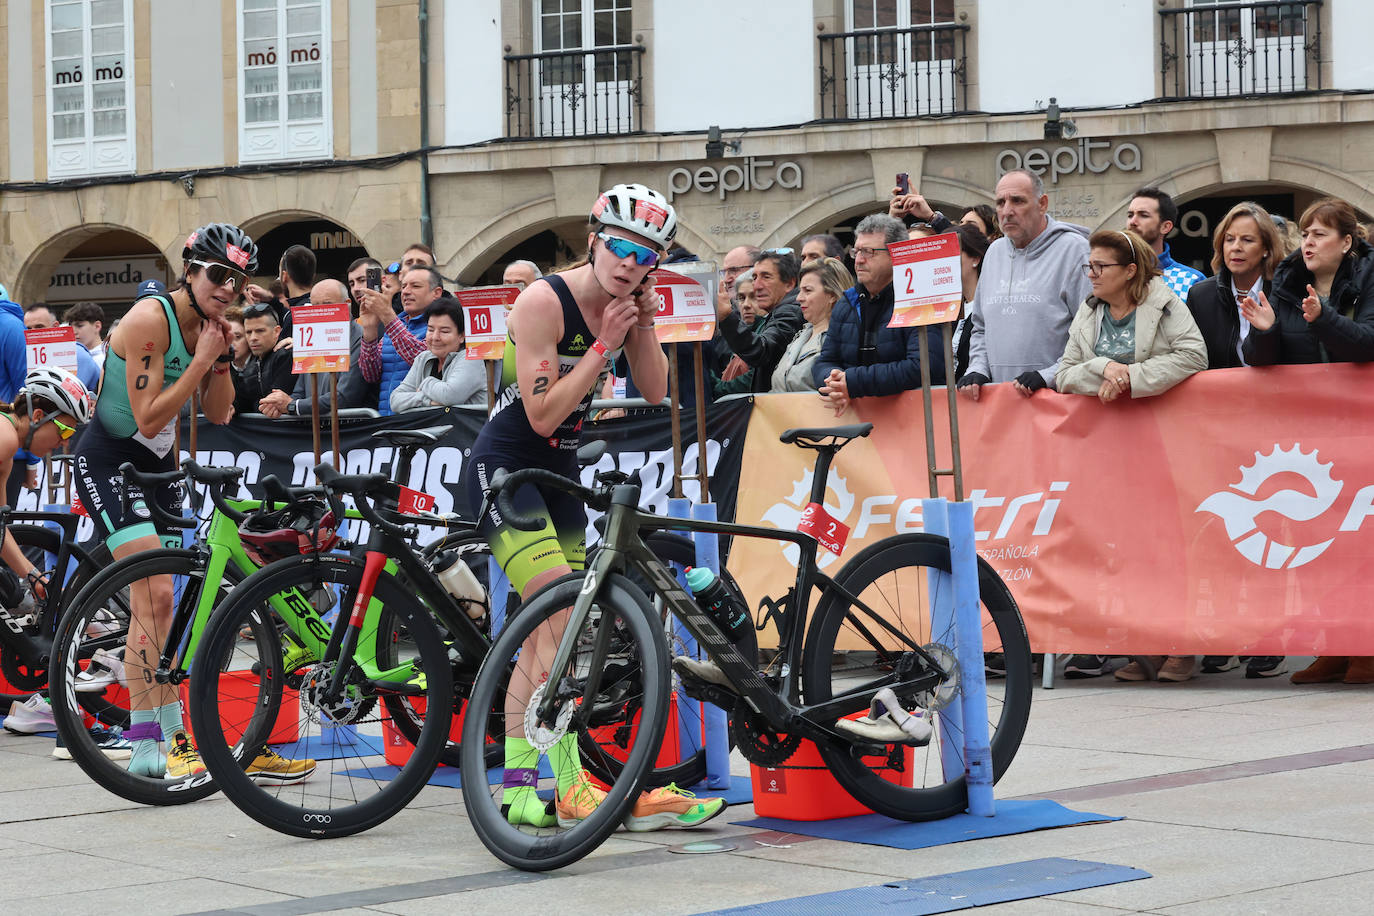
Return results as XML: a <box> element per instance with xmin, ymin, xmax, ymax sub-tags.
<box><xmin>4</xmin><ymin>661</ymin><xmax>1373</xmax><ymax>915</ymax></box>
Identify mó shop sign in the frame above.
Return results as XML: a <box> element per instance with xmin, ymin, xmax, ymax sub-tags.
<box><xmin>667</xmin><ymin>158</ymin><xmax>804</xmax><ymax>201</ymax></box>
<box><xmin>996</xmin><ymin>139</ymin><xmax>1142</xmax><ymax>185</ymax></box>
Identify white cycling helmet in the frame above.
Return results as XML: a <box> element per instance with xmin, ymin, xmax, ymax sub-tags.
<box><xmin>20</xmin><ymin>366</ymin><xmax>94</xmax><ymax>426</ymax></box>
<box><xmin>590</xmin><ymin>183</ymin><xmax>678</xmax><ymax>250</ymax></box>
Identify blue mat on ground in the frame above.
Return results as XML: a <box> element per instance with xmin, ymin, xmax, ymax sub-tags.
<box><xmin>697</xmin><ymin>857</ymin><xmax>1150</xmax><ymax>914</ymax></box>
<box><xmin>685</xmin><ymin>779</ymin><xmax>753</xmax><ymax>806</ymax></box>
<box><xmin>271</xmin><ymin>732</ymin><xmax>387</xmax><ymax>761</ymax></box>
<box><xmin>732</xmin><ymin>799</ymin><xmax>1120</xmax><ymax>850</ymax></box>
<box><xmin>342</xmin><ymin>758</ymin><xmax>554</xmax><ymax>788</ymax></box>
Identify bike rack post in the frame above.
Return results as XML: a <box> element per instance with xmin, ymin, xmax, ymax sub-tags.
<box><xmin>691</xmin><ymin>499</ymin><xmax>732</xmax><ymax>789</ymax></box>
<box><xmin>921</xmin><ymin>498</ymin><xmax>965</xmax><ymax>787</ymax></box>
<box><xmin>917</xmin><ymin>314</ymin><xmax>994</xmax><ymax>815</ymax></box>
<box><xmin>667</xmin><ymin>496</ymin><xmax>706</xmax><ymax>781</ymax></box>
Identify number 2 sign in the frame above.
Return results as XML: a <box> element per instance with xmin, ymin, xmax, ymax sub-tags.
<box><xmin>797</xmin><ymin>501</ymin><xmax>850</xmax><ymax>556</ymax></box>
<box><xmin>888</xmin><ymin>232</ymin><xmax>964</xmax><ymax>328</ymax></box>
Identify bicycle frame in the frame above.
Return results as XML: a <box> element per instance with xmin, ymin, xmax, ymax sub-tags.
<box><xmin>538</xmin><ymin>483</ymin><xmax>945</xmax><ymax>744</ymax></box>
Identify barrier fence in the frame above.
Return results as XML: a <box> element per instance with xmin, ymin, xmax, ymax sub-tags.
<box><xmin>27</xmin><ymin>364</ymin><xmax>1373</xmax><ymax>655</ymax></box>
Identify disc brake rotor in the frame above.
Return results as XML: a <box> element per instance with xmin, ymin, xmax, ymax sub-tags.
<box><xmin>523</xmin><ymin>680</ymin><xmax>575</xmax><ymax>752</ymax></box>
<box><xmin>915</xmin><ymin>642</ymin><xmax>960</xmax><ymax>712</ymax></box>
<box><xmin>299</xmin><ymin>663</ymin><xmax>367</xmax><ymax>726</ymax></box>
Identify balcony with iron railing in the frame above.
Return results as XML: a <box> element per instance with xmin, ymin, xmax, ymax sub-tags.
<box><xmin>503</xmin><ymin>44</ymin><xmax>645</xmax><ymax>139</ymax></box>
<box><xmin>1159</xmin><ymin>1</ymin><xmax>1322</xmax><ymax>100</ymax></box>
<box><xmin>818</xmin><ymin>22</ymin><xmax>970</xmax><ymax>121</ymax></box>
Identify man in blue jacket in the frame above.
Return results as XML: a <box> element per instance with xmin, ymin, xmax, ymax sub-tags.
<box><xmin>813</xmin><ymin>214</ymin><xmax>943</xmax><ymax>413</ymax></box>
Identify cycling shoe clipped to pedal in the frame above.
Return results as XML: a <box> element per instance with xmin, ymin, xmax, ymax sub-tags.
<box><xmin>833</xmin><ymin>687</ymin><xmax>932</xmax><ymax>746</ymax></box>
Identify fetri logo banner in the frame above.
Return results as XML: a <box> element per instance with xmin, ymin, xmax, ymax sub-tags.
<box><xmin>730</xmin><ymin>365</ymin><xmax>1374</xmax><ymax>656</ymax></box>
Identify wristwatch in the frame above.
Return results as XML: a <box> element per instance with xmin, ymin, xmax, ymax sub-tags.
<box><xmin>215</xmin><ymin>353</ymin><xmax>233</xmax><ymax>364</ymax></box>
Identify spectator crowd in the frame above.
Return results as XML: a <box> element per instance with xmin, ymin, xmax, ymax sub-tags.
<box><xmin>6</xmin><ymin>170</ymin><xmax>1372</xmax><ymax>686</ymax></box>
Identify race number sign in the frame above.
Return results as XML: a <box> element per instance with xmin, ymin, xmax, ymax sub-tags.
<box><xmin>457</xmin><ymin>286</ymin><xmax>518</xmax><ymax>360</ymax></box>
<box><xmin>649</xmin><ymin>269</ymin><xmax>715</xmax><ymax>343</ymax></box>
<box><xmin>797</xmin><ymin>501</ymin><xmax>850</xmax><ymax>556</ymax></box>
<box><xmin>25</xmin><ymin>327</ymin><xmax>79</xmax><ymax>373</ymax></box>
<box><xmin>291</xmin><ymin>303</ymin><xmax>351</xmax><ymax>373</ymax></box>
<box><xmin>889</xmin><ymin>232</ymin><xmax>963</xmax><ymax>328</ymax></box>
<box><xmin>396</xmin><ymin>485</ymin><xmax>437</xmax><ymax>516</ymax></box>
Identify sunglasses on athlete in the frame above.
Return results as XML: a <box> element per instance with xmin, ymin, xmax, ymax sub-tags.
<box><xmin>189</xmin><ymin>259</ymin><xmax>249</xmax><ymax>293</ymax></box>
<box><xmin>597</xmin><ymin>232</ymin><xmax>660</xmax><ymax>267</ymax></box>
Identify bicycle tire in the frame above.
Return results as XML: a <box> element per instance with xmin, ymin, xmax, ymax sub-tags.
<box><xmin>49</xmin><ymin>550</ymin><xmax>267</xmax><ymax>806</ymax></box>
<box><xmin>189</xmin><ymin>554</ymin><xmax>454</xmax><ymax>839</ymax></box>
<box><xmin>800</xmin><ymin>532</ymin><xmax>1032</xmax><ymax>821</ymax></box>
<box><xmin>460</xmin><ymin>573</ymin><xmax>669</xmax><ymax>872</ymax></box>
<box><xmin>0</xmin><ymin>524</ymin><xmax>103</xmax><ymax>700</ymax></box>
<box><xmin>580</xmin><ymin>532</ymin><xmax>755</xmax><ymax>789</ymax></box>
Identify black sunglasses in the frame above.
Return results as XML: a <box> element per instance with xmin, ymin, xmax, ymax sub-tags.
<box><xmin>242</xmin><ymin>302</ymin><xmax>276</xmax><ymax>319</ymax></box>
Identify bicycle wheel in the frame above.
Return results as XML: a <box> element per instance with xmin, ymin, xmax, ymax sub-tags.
<box><xmin>49</xmin><ymin>550</ymin><xmax>266</xmax><ymax>806</ymax></box>
<box><xmin>800</xmin><ymin>533</ymin><xmax>1032</xmax><ymax>821</ymax></box>
<box><xmin>0</xmin><ymin>525</ymin><xmax>102</xmax><ymax>700</ymax></box>
<box><xmin>189</xmin><ymin>554</ymin><xmax>454</xmax><ymax>839</ymax></box>
<box><xmin>581</xmin><ymin>533</ymin><xmax>755</xmax><ymax>789</ymax></box>
<box><xmin>380</xmin><ymin>531</ymin><xmax>494</xmax><ymax>769</ymax></box>
<box><xmin>461</xmin><ymin>573</ymin><xmax>669</xmax><ymax>872</ymax></box>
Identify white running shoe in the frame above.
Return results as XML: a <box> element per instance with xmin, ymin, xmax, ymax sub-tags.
<box><xmin>4</xmin><ymin>694</ymin><xmax>56</xmax><ymax>734</ymax></box>
<box><xmin>84</xmin><ymin>608</ymin><xmax>121</xmax><ymax>639</ymax></box>
<box><xmin>833</xmin><ymin>687</ymin><xmax>932</xmax><ymax>746</ymax></box>
<box><xmin>75</xmin><ymin>647</ymin><xmax>126</xmax><ymax>692</ymax></box>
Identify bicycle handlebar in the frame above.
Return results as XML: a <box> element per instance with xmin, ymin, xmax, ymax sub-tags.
<box><xmin>491</xmin><ymin>467</ymin><xmax>612</xmax><ymax>532</ymax></box>
<box><xmin>313</xmin><ymin>463</ymin><xmax>418</xmax><ymax>542</ymax></box>
<box><xmin>118</xmin><ymin>462</ymin><xmax>197</xmax><ymax>530</ymax></box>
<box><xmin>181</xmin><ymin>459</ymin><xmax>248</xmax><ymax>525</ymax></box>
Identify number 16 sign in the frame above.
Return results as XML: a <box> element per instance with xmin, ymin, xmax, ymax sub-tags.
<box><xmin>888</xmin><ymin>232</ymin><xmax>964</xmax><ymax>328</ymax></box>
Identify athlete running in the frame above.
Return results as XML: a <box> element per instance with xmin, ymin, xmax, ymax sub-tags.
<box><xmin>465</xmin><ymin>184</ymin><xmax>725</xmax><ymax>831</ymax></box>
<box><xmin>72</xmin><ymin>223</ymin><xmax>314</xmax><ymax>784</ymax></box>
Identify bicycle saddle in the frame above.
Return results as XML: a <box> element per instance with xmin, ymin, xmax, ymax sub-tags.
<box><xmin>779</xmin><ymin>423</ymin><xmax>874</xmax><ymax>449</ymax></box>
<box><xmin>372</xmin><ymin>425</ymin><xmax>453</xmax><ymax>448</ymax></box>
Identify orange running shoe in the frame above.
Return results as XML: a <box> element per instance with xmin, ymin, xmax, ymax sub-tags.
<box><xmin>554</xmin><ymin>771</ymin><xmax>609</xmax><ymax>827</ymax></box>
<box><xmin>623</xmin><ymin>783</ymin><xmax>726</xmax><ymax>832</ymax></box>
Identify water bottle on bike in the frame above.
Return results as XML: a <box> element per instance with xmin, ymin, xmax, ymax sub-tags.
<box><xmin>685</xmin><ymin>567</ymin><xmax>750</xmax><ymax>643</ymax></box>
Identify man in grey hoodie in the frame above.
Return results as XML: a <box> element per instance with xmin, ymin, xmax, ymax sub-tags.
<box><xmin>958</xmin><ymin>168</ymin><xmax>1091</xmax><ymax>399</ymax></box>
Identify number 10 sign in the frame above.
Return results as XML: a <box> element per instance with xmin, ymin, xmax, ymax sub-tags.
<box><xmin>888</xmin><ymin>232</ymin><xmax>964</xmax><ymax>328</ymax></box>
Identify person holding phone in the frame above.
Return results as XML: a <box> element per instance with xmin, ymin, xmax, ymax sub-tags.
<box><xmin>888</xmin><ymin>173</ymin><xmax>956</xmax><ymax>235</ymax></box>
<box><xmin>464</xmin><ymin>183</ymin><xmax>725</xmax><ymax>832</ymax></box>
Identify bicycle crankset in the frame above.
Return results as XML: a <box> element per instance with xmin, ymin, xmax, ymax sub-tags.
<box><xmin>0</xmin><ymin>645</ymin><xmax>46</xmax><ymax>691</ymax></box>
<box><xmin>729</xmin><ymin>708</ymin><xmax>801</xmax><ymax>766</ymax></box>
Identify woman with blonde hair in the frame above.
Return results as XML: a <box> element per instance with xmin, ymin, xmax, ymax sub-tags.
<box><xmin>770</xmin><ymin>258</ymin><xmax>853</xmax><ymax>392</ymax></box>
<box><xmin>1185</xmin><ymin>201</ymin><xmax>1284</xmax><ymax>371</ymax></box>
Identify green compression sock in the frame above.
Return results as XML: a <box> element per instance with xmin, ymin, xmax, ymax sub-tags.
<box><xmin>127</xmin><ymin>708</ymin><xmax>165</xmax><ymax>778</ymax></box>
<box><xmin>154</xmin><ymin>701</ymin><xmax>186</xmax><ymax>742</ymax></box>
<box><xmin>548</xmin><ymin>732</ymin><xmax>585</xmax><ymax>795</ymax></box>
<box><xmin>503</xmin><ymin>737</ymin><xmax>553</xmax><ymax>827</ymax></box>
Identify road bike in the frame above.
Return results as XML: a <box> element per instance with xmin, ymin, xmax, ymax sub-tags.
<box><xmin>460</xmin><ymin>422</ymin><xmax>1033</xmax><ymax>870</ymax></box>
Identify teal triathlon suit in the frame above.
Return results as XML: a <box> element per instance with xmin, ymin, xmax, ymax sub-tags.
<box><xmin>73</xmin><ymin>295</ymin><xmax>192</xmax><ymax>552</ymax></box>
<box><xmin>463</xmin><ymin>275</ymin><xmax>619</xmax><ymax>593</ymax></box>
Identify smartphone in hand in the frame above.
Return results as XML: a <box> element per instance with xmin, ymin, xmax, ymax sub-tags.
<box><xmin>366</xmin><ymin>267</ymin><xmax>382</xmax><ymax>291</ymax></box>
<box><xmin>896</xmin><ymin>172</ymin><xmax>911</xmax><ymax>195</ymax></box>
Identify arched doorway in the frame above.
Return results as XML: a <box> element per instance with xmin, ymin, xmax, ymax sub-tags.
<box><xmin>36</xmin><ymin>228</ymin><xmax>169</xmax><ymax>323</ymax></box>
<box><xmin>251</xmin><ymin>218</ymin><xmax>370</xmax><ymax>285</ymax></box>
<box><xmin>466</xmin><ymin>222</ymin><xmax>590</xmax><ymax>287</ymax></box>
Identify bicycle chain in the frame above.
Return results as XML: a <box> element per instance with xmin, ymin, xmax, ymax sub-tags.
<box><xmin>729</xmin><ymin>708</ymin><xmax>801</xmax><ymax>767</ymax></box>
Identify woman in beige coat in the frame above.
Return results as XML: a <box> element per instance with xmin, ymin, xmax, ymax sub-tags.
<box><xmin>1056</xmin><ymin>229</ymin><xmax>1207</xmax><ymax>403</ymax></box>
<box><xmin>1056</xmin><ymin>228</ymin><xmax>1207</xmax><ymax>685</ymax></box>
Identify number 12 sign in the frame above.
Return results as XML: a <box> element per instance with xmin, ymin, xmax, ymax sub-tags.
<box><xmin>888</xmin><ymin>232</ymin><xmax>964</xmax><ymax>328</ymax></box>
<box><xmin>291</xmin><ymin>303</ymin><xmax>352</xmax><ymax>373</ymax></box>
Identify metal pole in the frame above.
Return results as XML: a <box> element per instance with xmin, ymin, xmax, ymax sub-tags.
<box><xmin>310</xmin><ymin>374</ymin><xmax>322</xmax><ymax>467</ymax></box>
<box><xmin>917</xmin><ymin>330</ymin><xmax>939</xmax><ymax>498</ymax></box>
<box><xmin>417</xmin><ymin>0</ymin><xmax>434</xmax><ymax>251</ymax></box>
<box><xmin>942</xmin><ymin>322</ymin><xmax>964</xmax><ymax>501</ymax></box>
<box><xmin>329</xmin><ymin>372</ymin><xmax>341</xmax><ymax>471</ymax></box>
<box><xmin>692</xmin><ymin>342</ymin><xmax>709</xmax><ymax>498</ymax></box>
<box><xmin>667</xmin><ymin>345</ymin><xmax>684</xmax><ymax>499</ymax></box>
